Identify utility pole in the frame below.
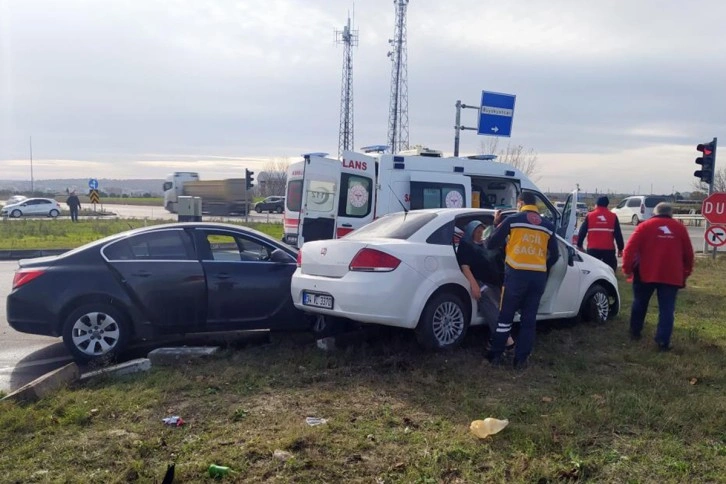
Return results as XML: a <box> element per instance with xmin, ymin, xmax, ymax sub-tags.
<box><xmin>29</xmin><ymin>136</ymin><xmax>34</xmax><ymax>194</ymax></box>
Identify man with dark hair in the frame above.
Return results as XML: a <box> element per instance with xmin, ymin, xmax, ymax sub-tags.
<box><xmin>622</xmin><ymin>202</ymin><xmax>694</xmax><ymax>351</ymax></box>
<box><xmin>486</xmin><ymin>191</ymin><xmax>559</xmax><ymax>369</ymax></box>
<box><xmin>577</xmin><ymin>196</ymin><xmax>624</xmax><ymax>271</ymax></box>
<box><xmin>66</xmin><ymin>191</ymin><xmax>81</xmax><ymax>222</ymax></box>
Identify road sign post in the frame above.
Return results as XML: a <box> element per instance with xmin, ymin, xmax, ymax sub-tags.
<box><xmin>477</xmin><ymin>91</ymin><xmax>516</xmax><ymax>138</ymax></box>
<box><xmin>702</xmin><ymin>191</ymin><xmax>725</xmax><ymax>258</ymax></box>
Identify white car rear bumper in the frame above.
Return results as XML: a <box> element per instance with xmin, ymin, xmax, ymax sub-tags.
<box><xmin>291</xmin><ymin>265</ymin><xmax>434</xmax><ymax>329</ymax></box>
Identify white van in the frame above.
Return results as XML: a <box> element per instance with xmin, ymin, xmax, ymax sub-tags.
<box><xmin>283</xmin><ymin>149</ymin><xmax>578</xmax><ymax>248</ymax></box>
<box><xmin>611</xmin><ymin>195</ymin><xmax>668</xmax><ymax>225</ymax></box>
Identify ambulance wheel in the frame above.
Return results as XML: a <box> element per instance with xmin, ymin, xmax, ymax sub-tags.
<box><xmin>416</xmin><ymin>292</ymin><xmax>469</xmax><ymax>351</ymax></box>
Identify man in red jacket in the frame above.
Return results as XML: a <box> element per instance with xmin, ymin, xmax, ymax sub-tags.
<box><xmin>577</xmin><ymin>196</ymin><xmax>624</xmax><ymax>271</ymax></box>
<box><xmin>622</xmin><ymin>202</ymin><xmax>694</xmax><ymax>350</ymax></box>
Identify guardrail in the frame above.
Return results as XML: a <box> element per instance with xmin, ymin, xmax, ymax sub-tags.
<box><xmin>673</xmin><ymin>214</ymin><xmax>705</xmax><ymax>226</ymax></box>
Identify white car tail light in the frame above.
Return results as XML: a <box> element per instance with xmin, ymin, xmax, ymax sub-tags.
<box><xmin>12</xmin><ymin>268</ymin><xmax>46</xmax><ymax>289</ymax></box>
<box><xmin>349</xmin><ymin>248</ymin><xmax>401</xmax><ymax>272</ymax></box>
<box><xmin>296</xmin><ymin>251</ymin><xmax>302</xmax><ymax>267</ymax></box>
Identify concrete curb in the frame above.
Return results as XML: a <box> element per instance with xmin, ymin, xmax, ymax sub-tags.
<box><xmin>0</xmin><ymin>249</ymin><xmax>70</xmax><ymax>261</ymax></box>
<box><xmin>79</xmin><ymin>358</ymin><xmax>152</xmax><ymax>381</ymax></box>
<box><xmin>147</xmin><ymin>347</ymin><xmax>220</xmax><ymax>366</ymax></box>
<box><xmin>1</xmin><ymin>362</ymin><xmax>80</xmax><ymax>403</ymax></box>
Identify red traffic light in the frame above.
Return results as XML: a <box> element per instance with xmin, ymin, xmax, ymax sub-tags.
<box><xmin>697</xmin><ymin>143</ymin><xmax>713</xmax><ymax>155</ymax></box>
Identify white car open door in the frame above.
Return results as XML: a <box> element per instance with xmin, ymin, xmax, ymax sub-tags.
<box><xmin>297</xmin><ymin>155</ymin><xmax>341</xmax><ymax>248</ymax></box>
<box><xmin>408</xmin><ymin>172</ymin><xmax>472</xmax><ymax>210</ymax></box>
<box><xmin>557</xmin><ymin>189</ymin><xmax>579</xmax><ymax>244</ymax></box>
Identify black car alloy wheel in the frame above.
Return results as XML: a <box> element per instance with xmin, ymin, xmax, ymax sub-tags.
<box><xmin>62</xmin><ymin>303</ymin><xmax>130</xmax><ymax>362</ymax></box>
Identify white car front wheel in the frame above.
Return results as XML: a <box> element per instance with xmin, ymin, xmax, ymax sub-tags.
<box><xmin>579</xmin><ymin>284</ymin><xmax>610</xmax><ymax>324</ymax></box>
<box><xmin>416</xmin><ymin>292</ymin><xmax>469</xmax><ymax>350</ymax></box>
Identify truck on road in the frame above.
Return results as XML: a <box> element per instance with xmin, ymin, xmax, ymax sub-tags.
<box><xmin>163</xmin><ymin>172</ymin><xmax>252</xmax><ymax>215</ymax></box>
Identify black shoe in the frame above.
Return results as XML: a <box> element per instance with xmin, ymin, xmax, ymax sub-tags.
<box><xmin>656</xmin><ymin>341</ymin><xmax>671</xmax><ymax>352</ymax></box>
<box><xmin>487</xmin><ymin>354</ymin><xmax>506</xmax><ymax>367</ymax></box>
<box><xmin>630</xmin><ymin>332</ymin><xmax>642</xmax><ymax>341</ymax></box>
<box><xmin>513</xmin><ymin>358</ymin><xmax>528</xmax><ymax>371</ymax></box>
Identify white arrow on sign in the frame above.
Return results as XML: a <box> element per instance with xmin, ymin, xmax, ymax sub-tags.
<box><xmin>491</xmin><ymin>126</ymin><xmax>499</xmax><ymax>133</ymax></box>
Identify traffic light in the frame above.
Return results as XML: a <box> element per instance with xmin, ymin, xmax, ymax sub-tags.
<box><xmin>245</xmin><ymin>168</ymin><xmax>255</xmax><ymax>190</ymax></box>
<box><xmin>694</xmin><ymin>140</ymin><xmax>717</xmax><ymax>185</ymax></box>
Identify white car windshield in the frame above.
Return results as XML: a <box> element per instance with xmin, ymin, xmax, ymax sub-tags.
<box><xmin>345</xmin><ymin>211</ymin><xmax>438</xmax><ymax>240</ymax></box>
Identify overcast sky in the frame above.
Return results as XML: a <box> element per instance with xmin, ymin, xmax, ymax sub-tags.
<box><xmin>1</xmin><ymin>0</ymin><xmax>724</xmax><ymax>193</ymax></box>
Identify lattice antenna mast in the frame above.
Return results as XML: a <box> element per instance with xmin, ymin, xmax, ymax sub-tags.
<box><xmin>336</xmin><ymin>12</ymin><xmax>358</xmax><ymax>158</ymax></box>
<box><xmin>387</xmin><ymin>0</ymin><xmax>410</xmax><ymax>153</ymax></box>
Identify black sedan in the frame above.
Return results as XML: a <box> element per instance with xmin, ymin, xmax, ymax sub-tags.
<box><xmin>7</xmin><ymin>223</ymin><xmax>317</xmax><ymax>362</ymax></box>
<box><xmin>254</xmin><ymin>196</ymin><xmax>285</xmax><ymax>214</ymax></box>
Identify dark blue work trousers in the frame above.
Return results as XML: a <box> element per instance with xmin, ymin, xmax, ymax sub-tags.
<box><xmin>489</xmin><ymin>268</ymin><xmax>547</xmax><ymax>363</ymax></box>
<box><xmin>630</xmin><ymin>281</ymin><xmax>679</xmax><ymax>347</ymax></box>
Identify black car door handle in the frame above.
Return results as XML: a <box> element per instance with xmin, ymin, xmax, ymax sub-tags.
<box><xmin>217</xmin><ymin>273</ymin><xmax>232</xmax><ymax>280</ymax></box>
<box><xmin>341</xmin><ymin>223</ymin><xmax>352</xmax><ymax>227</ymax></box>
<box><xmin>131</xmin><ymin>270</ymin><xmax>151</xmax><ymax>278</ymax></box>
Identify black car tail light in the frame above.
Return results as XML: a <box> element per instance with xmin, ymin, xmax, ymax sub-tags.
<box><xmin>12</xmin><ymin>268</ymin><xmax>46</xmax><ymax>289</ymax></box>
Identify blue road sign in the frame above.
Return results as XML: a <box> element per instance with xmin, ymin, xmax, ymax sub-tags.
<box><xmin>477</xmin><ymin>91</ymin><xmax>516</xmax><ymax>137</ymax></box>
<box><xmin>88</xmin><ymin>178</ymin><xmax>99</xmax><ymax>190</ymax></box>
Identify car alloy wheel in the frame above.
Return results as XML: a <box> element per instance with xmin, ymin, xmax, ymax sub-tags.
<box><xmin>49</xmin><ymin>209</ymin><xmax>59</xmax><ymax>218</ymax></box>
<box><xmin>432</xmin><ymin>301</ymin><xmax>465</xmax><ymax>345</ymax></box>
<box><xmin>71</xmin><ymin>311</ymin><xmax>122</xmax><ymax>357</ymax></box>
<box><xmin>256</xmin><ymin>205</ymin><xmax>263</xmax><ymax>213</ymax></box>
<box><xmin>11</xmin><ymin>209</ymin><xmax>21</xmax><ymax>218</ymax></box>
<box><xmin>62</xmin><ymin>303</ymin><xmax>129</xmax><ymax>362</ymax></box>
<box><xmin>417</xmin><ymin>292</ymin><xmax>469</xmax><ymax>350</ymax></box>
<box><xmin>275</xmin><ymin>206</ymin><xmax>283</xmax><ymax>214</ymax></box>
<box><xmin>580</xmin><ymin>284</ymin><xmax>610</xmax><ymax>324</ymax></box>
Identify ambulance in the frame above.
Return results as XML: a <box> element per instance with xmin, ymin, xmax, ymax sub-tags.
<box><xmin>282</xmin><ymin>147</ymin><xmax>578</xmax><ymax>248</ymax></box>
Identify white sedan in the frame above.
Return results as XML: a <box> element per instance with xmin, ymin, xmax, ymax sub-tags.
<box><xmin>1</xmin><ymin>197</ymin><xmax>62</xmax><ymax>218</ymax></box>
<box><xmin>291</xmin><ymin>208</ymin><xmax>620</xmax><ymax>350</ymax></box>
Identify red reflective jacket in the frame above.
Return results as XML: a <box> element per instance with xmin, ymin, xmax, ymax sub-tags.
<box><xmin>585</xmin><ymin>207</ymin><xmax>618</xmax><ymax>250</ymax></box>
<box><xmin>622</xmin><ymin>215</ymin><xmax>694</xmax><ymax>287</ymax></box>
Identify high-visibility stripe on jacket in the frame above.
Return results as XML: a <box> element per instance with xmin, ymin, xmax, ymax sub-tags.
<box><xmin>486</xmin><ymin>205</ymin><xmax>559</xmax><ymax>273</ymax></box>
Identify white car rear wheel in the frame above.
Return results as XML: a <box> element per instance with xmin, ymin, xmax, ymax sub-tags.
<box><xmin>416</xmin><ymin>292</ymin><xmax>469</xmax><ymax>350</ymax></box>
<box><xmin>49</xmin><ymin>209</ymin><xmax>60</xmax><ymax>218</ymax></box>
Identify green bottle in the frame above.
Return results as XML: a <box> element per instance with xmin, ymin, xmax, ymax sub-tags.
<box><xmin>208</xmin><ymin>464</ymin><xmax>231</xmax><ymax>478</ymax></box>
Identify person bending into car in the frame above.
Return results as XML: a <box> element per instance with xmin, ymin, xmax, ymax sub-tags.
<box><xmin>456</xmin><ymin>220</ymin><xmax>514</xmax><ymax>351</ymax></box>
<box><xmin>486</xmin><ymin>192</ymin><xmax>559</xmax><ymax>370</ymax></box>
<box><xmin>577</xmin><ymin>196</ymin><xmax>624</xmax><ymax>271</ymax></box>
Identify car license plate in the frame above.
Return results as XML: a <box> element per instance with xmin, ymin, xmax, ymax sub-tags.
<box><xmin>302</xmin><ymin>291</ymin><xmax>333</xmax><ymax>309</ymax></box>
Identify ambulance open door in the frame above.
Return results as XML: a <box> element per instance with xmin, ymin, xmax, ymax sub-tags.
<box><xmin>297</xmin><ymin>155</ymin><xmax>341</xmax><ymax>248</ymax></box>
<box><xmin>408</xmin><ymin>172</ymin><xmax>471</xmax><ymax>210</ymax></box>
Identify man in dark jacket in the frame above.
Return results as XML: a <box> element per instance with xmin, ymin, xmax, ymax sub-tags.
<box><xmin>622</xmin><ymin>202</ymin><xmax>694</xmax><ymax>351</ymax></box>
<box><xmin>486</xmin><ymin>192</ymin><xmax>559</xmax><ymax>369</ymax></box>
<box><xmin>66</xmin><ymin>191</ymin><xmax>81</xmax><ymax>222</ymax></box>
<box><xmin>577</xmin><ymin>196</ymin><xmax>624</xmax><ymax>271</ymax></box>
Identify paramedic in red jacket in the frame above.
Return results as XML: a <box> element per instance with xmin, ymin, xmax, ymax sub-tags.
<box><xmin>577</xmin><ymin>196</ymin><xmax>624</xmax><ymax>271</ymax></box>
<box><xmin>622</xmin><ymin>202</ymin><xmax>694</xmax><ymax>350</ymax></box>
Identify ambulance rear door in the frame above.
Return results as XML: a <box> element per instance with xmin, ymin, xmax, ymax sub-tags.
<box><xmin>408</xmin><ymin>172</ymin><xmax>472</xmax><ymax>210</ymax></box>
<box><xmin>337</xmin><ymin>151</ymin><xmax>377</xmax><ymax>237</ymax></box>
<box><xmin>297</xmin><ymin>155</ymin><xmax>341</xmax><ymax>248</ymax></box>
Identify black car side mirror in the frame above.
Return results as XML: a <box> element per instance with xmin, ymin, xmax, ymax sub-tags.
<box><xmin>270</xmin><ymin>248</ymin><xmax>294</xmax><ymax>263</ymax></box>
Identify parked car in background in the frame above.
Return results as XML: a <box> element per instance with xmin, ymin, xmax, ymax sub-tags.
<box><xmin>1</xmin><ymin>197</ymin><xmax>61</xmax><ymax>218</ymax></box>
<box><xmin>292</xmin><ymin>208</ymin><xmax>620</xmax><ymax>351</ymax></box>
<box><xmin>576</xmin><ymin>202</ymin><xmax>589</xmax><ymax>217</ymax></box>
<box><xmin>255</xmin><ymin>196</ymin><xmax>285</xmax><ymax>214</ymax></box>
<box><xmin>611</xmin><ymin>195</ymin><xmax>668</xmax><ymax>225</ymax></box>
<box><xmin>7</xmin><ymin>223</ymin><xmax>317</xmax><ymax>362</ymax></box>
<box><xmin>1</xmin><ymin>195</ymin><xmax>28</xmax><ymax>207</ymax></box>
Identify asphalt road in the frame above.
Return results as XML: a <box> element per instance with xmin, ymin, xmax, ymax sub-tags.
<box><xmin>105</xmin><ymin>204</ymin><xmax>284</xmax><ymax>224</ymax></box>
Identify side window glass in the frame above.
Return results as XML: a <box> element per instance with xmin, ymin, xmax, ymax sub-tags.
<box><xmin>426</xmin><ymin>221</ymin><xmax>455</xmax><ymax>245</ymax></box>
<box><xmin>411</xmin><ymin>183</ymin><xmax>466</xmax><ymax>210</ymax></box>
<box><xmin>204</xmin><ymin>233</ymin><xmax>272</xmax><ymax>262</ymax></box>
<box><xmin>616</xmin><ymin>200</ymin><xmax>626</xmax><ymax>209</ymax></box>
<box><xmin>627</xmin><ymin>198</ymin><xmax>640</xmax><ymax>208</ymax></box>
<box><xmin>105</xmin><ymin>231</ymin><xmax>193</xmax><ymax>261</ymax></box>
<box><xmin>338</xmin><ymin>174</ymin><xmax>372</xmax><ymax>218</ymax></box>
<box><xmin>525</xmin><ymin>190</ymin><xmax>556</xmax><ymax>223</ymax></box>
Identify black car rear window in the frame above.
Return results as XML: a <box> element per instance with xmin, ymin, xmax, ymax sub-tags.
<box><xmin>346</xmin><ymin>212</ymin><xmax>437</xmax><ymax>240</ymax></box>
<box><xmin>644</xmin><ymin>197</ymin><xmax>667</xmax><ymax>207</ymax></box>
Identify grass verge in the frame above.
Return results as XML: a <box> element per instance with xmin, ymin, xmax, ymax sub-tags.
<box><xmin>0</xmin><ymin>259</ymin><xmax>724</xmax><ymax>482</ymax></box>
<box><xmin>0</xmin><ymin>219</ymin><xmax>283</xmax><ymax>250</ymax></box>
